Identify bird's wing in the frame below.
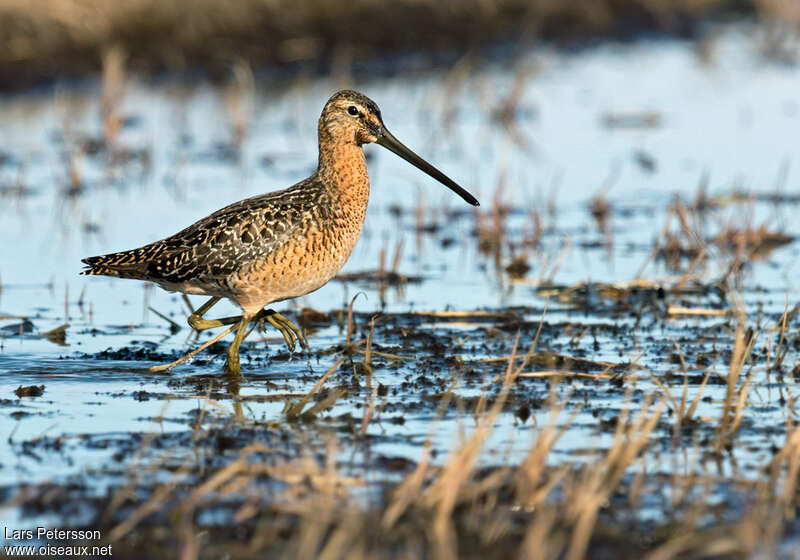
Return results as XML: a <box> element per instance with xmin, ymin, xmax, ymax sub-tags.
<box><xmin>82</xmin><ymin>180</ymin><xmax>325</xmax><ymax>284</ymax></box>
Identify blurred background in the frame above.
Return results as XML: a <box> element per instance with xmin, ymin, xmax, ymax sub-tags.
<box><xmin>0</xmin><ymin>0</ymin><xmax>798</xmax><ymax>89</ymax></box>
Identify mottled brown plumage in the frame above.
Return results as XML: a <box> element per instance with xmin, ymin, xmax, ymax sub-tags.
<box><xmin>82</xmin><ymin>90</ymin><xmax>479</xmax><ymax>373</ymax></box>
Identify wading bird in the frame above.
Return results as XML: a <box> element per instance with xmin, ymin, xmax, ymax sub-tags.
<box><xmin>82</xmin><ymin>90</ymin><xmax>479</xmax><ymax>373</ymax></box>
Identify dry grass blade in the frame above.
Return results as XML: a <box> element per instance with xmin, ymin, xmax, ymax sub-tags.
<box><xmin>285</xmin><ymin>358</ymin><xmax>345</xmax><ymax>419</ymax></box>
<box><xmin>566</xmin><ymin>394</ymin><xmax>666</xmax><ymax>560</ymax></box>
<box><xmin>728</xmin><ymin>375</ymin><xmax>753</xmax><ymax>436</ymax></box>
<box><xmin>684</xmin><ymin>368</ymin><xmax>713</xmax><ymax>422</ymax></box>
<box><xmin>360</xmin><ymin>384</ymin><xmax>378</xmax><ymax>437</ymax></box>
<box><xmin>148</xmin><ymin>306</ymin><xmax>181</xmax><ymax>333</ymax></box>
<box><xmin>107</xmin><ymin>470</ymin><xmax>191</xmax><ymax>542</ymax></box>
<box><xmin>362</xmin><ymin>315</ymin><xmax>375</xmax><ymax>372</ymax></box>
<box><xmin>422</xmin><ymin>332</ymin><xmax>524</xmax><ymax>557</ymax></box>
<box><xmin>381</xmin><ymin>375</ymin><xmax>462</xmax><ymax>530</ymax></box>
<box><xmin>518</xmin><ymin>371</ymin><xmax>612</xmax><ymax>379</ymax></box>
<box><xmin>345</xmin><ymin>292</ymin><xmax>366</xmax><ymax>346</ymax></box>
<box><xmin>516</xmin><ymin>385</ymin><xmax>576</xmax><ymax>509</ymax></box>
<box><xmin>641</xmin><ymin>368</ymin><xmax>680</xmax><ymax>412</ymax></box>
<box><xmin>772</xmin><ymin>298</ymin><xmax>791</xmax><ymax>370</ymax></box>
<box><xmin>354</xmin><ymin>347</ymin><xmax>416</xmax><ymax>361</ymax></box>
<box><xmin>544</xmin><ymin>236</ymin><xmax>572</xmax><ymax>284</ymax></box>
<box><xmin>667</xmin><ymin>305</ymin><xmax>728</xmax><ymax>317</ymax></box>
<box><xmin>413</xmin><ymin>310</ymin><xmax>521</xmax><ymax>319</ymax></box>
<box><xmin>303</xmin><ymin>388</ymin><xmax>346</xmax><ymax>417</ymax></box>
<box><xmin>716</xmin><ymin>322</ymin><xmax>754</xmax><ymax>451</ymax></box>
<box><xmin>149</xmin><ymin>323</ymin><xmax>236</xmax><ymax>373</ymax></box>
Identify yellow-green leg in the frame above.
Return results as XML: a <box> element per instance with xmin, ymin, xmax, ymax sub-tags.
<box><xmin>224</xmin><ymin>317</ymin><xmax>250</xmax><ymax>375</ymax></box>
<box><xmin>188</xmin><ymin>296</ymin><xmax>243</xmax><ymax>331</ymax></box>
<box><xmin>173</xmin><ymin>297</ymin><xmax>308</xmax><ymax>373</ymax></box>
<box><xmin>210</xmin><ymin>309</ymin><xmax>307</xmax><ymax>374</ymax></box>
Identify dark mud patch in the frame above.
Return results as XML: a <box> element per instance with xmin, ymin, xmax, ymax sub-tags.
<box><xmin>14</xmin><ymin>384</ymin><xmax>45</xmax><ymax>398</ymax></box>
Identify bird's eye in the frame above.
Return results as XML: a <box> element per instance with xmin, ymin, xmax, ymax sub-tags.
<box><xmin>347</xmin><ymin>105</ymin><xmax>359</xmax><ymax>116</ymax></box>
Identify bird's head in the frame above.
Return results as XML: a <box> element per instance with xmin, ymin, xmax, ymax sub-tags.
<box><xmin>320</xmin><ymin>90</ymin><xmax>385</xmax><ymax>145</ymax></box>
<box><xmin>319</xmin><ymin>90</ymin><xmax>479</xmax><ymax>206</ymax></box>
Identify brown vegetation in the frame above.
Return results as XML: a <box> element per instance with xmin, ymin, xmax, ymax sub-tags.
<box><xmin>0</xmin><ymin>0</ymin><xmax>799</xmax><ymax>89</ymax></box>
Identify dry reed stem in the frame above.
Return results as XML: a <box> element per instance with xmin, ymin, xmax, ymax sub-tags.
<box><xmin>717</xmin><ymin>322</ymin><xmax>756</xmax><ymax>451</ymax></box>
<box><xmin>382</xmin><ymin>373</ymin><xmax>465</xmax><ymax>529</ymax></box>
<box><xmin>364</xmin><ymin>315</ymin><xmax>375</xmax><ymax>368</ymax></box>
<box><xmin>108</xmin><ymin>459</ymin><xmax>197</xmax><ymax>542</ymax></box>
<box><xmin>413</xmin><ymin>310</ymin><xmax>520</xmax><ymax>319</ymax></box>
<box><xmin>422</xmin><ymin>333</ymin><xmax>524</xmax><ymax>558</ymax></box>
<box><xmin>646</xmin><ymin>529</ymin><xmax>743</xmax><ymax>560</ymax></box>
<box><xmin>772</xmin><ymin>298</ymin><xmax>790</xmax><ymax>370</ymax></box>
<box><xmin>354</xmin><ymin>346</ymin><xmax>416</xmax><ymax>361</ymax></box>
<box><xmin>345</xmin><ymin>292</ymin><xmax>365</xmax><ymax>347</ymax></box>
<box><xmin>667</xmin><ymin>305</ymin><xmax>728</xmax><ymax>317</ymax></box>
<box><xmin>148</xmin><ymin>323</ymin><xmax>236</xmax><ymax>372</ymax></box>
<box><xmin>286</xmin><ymin>357</ymin><xmax>345</xmax><ymax>418</ymax></box>
<box><xmin>293</xmin><ymin>438</ymin><xmax>347</xmax><ymax>560</ymax></box>
<box><xmin>566</xmin><ymin>393</ymin><xmax>666</xmax><ymax>559</ymax></box>
<box><xmin>544</xmin><ymin>236</ymin><xmax>572</xmax><ymax>284</ymax></box>
<box><xmin>360</xmin><ymin>384</ymin><xmax>378</xmax><ymax>437</ymax></box>
<box><xmin>101</xmin><ymin>44</ymin><xmax>126</xmax><ymax>145</ymax></box>
<box><xmin>518</xmin><ymin>371</ymin><xmax>612</xmax><ymax>379</ymax></box>
<box><xmin>683</xmin><ymin>368</ymin><xmax>712</xmax><ymax>422</ymax></box>
<box><xmin>515</xmin><ymin>385</ymin><xmax>576</xmax><ymax>509</ymax></box>
<box><xmin>148</xmin><ymin>306</ymin><xmax>181</xmax><ymax>331</ymax></box>
<box><xmin>101</xmin><ymin>399</ymin><xmax>186</xmax><ymax>523</ymax></box>
<box><xmin>672</xmin><ymin>339</ymin><xmax>688</xmax><ymax>373</ymax></box>
<box><xmin>674</xmin><ymin>245</ymin><xmax>708</xmax><ymax>291</ymax></box>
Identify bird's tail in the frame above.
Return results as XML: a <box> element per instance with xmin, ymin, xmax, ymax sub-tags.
<box><xmin>81</xmin><ymin>257</ymin><xmax>123</xmax><ymax>277</ymax></box>
<box><xmin>80</xmin><ymin>247</ymin><xmax>159</xmax><ymax>279</ymax></box>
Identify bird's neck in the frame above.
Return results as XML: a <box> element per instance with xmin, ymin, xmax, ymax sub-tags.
<box><xmin>317</xmin><ymin>138</ymin><xmax>370</xmax><ymax>214</ymax></box>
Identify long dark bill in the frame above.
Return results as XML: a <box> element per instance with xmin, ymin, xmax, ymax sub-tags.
<box><xmin>376</xmin><ymin>128</ymin><xmax>480</xmax><ymax>206</ymax></box>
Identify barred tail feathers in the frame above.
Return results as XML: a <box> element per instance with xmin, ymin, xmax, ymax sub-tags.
<box><xmin>80</xmin><ymin>245</ymin><xmax>164</xmax><ymax>278</ymax></box>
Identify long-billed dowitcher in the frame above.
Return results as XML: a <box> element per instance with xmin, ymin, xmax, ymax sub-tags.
<box><xmin>82</xmin><ymin>90</ymin><xmax>479</xmax><ymax>374</ymax></box>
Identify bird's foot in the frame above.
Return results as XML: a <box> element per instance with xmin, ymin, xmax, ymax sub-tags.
<box><xmin>259</xmin><ymin>310</ymin><xmax>308</xmax><ymax>354</ymax></box>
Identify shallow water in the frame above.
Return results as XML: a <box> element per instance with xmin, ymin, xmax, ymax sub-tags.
<box><xmin>1</xmin><ymin>24</ymin><xmax>800</xmax><ymax>534</ymax></box>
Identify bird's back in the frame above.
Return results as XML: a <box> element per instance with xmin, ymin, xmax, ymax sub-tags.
<box><xmin>82</xmin><ymin>176</ymin><xmax>335</xmax><ymax>295</ymax></box>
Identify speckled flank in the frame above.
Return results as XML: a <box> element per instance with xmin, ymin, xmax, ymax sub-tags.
<box><xmin>81</xmin><ymin>90</ymin><xmax>376</xmax><ymax>318</ymax></box>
